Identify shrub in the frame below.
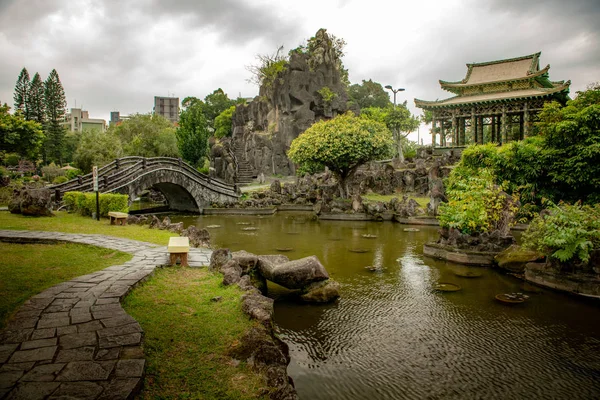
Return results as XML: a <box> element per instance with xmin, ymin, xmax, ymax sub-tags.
<box><xmin>41</xmin><ymin>163</ymin><xmax>65</xmax><ymax>182</ymax></box>
<box><xmin>65</xmin><ymin>168</ymin><xmax>82</xmax><ymax>180</ymax></box>
<box><xmin>197</xmin><ymin>159</ymin><xmax>210</xmax><ymax>175</ymax></box>
<box><xmin>3</xmin><ymin>153</ymin><xmax>20</xmax><ymax>167</ymax></box>
<box><xmin>63</xmin><ymin>191</ymin><xmax>128</xmax><ymax>217</ymax></box>
<box><xmin>438</xmin><ymin>168</ymin><xmax>517</xmax><ymax>235</ymax></box>
<box><xmin>52</xmin><ymin>176</ymin><xmax>68</xmax><ymax>184</ymax></box>
<box><xmin>522</xmin><ymin>202</ymin><xmax>600</xmax><ymax>265</ymax></box>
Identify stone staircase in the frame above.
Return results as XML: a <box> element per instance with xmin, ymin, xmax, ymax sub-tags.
<box><xmin>233</xmin><ymin>143</ymin><xmax>255</xmax><ymax>185</ymax></box>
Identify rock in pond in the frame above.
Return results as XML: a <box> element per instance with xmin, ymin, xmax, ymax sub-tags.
<box><xmin>259</xmin><ymin>255</ymin><xmax>329</xmax><ymax>290</ymax></box>
<box><xmin>300</xmin><ymin>280</ymin><xmax>341</xmax><ymax>303</ymax></box>
<box><xmin>495</xmin><ymin>244</ymin><xmax>544</xmax><ymax>273</ymax></box>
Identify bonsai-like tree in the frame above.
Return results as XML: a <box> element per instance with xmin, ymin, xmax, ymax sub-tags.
<box><xmin>288</xmin><ymin>112</ymin><xmax>393</xmax><ymax>198</ymax></box>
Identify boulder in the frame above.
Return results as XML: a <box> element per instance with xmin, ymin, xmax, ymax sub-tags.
<box><xmin>149</xmin><ymin>215</ymin><xmax>161</xmax><ymax>229</ymax></box>
<box><xmin>222</xmin><ymin>259</ymin><xmax>242</xmax><ymax>285</ymax></box>
<box><xmin>237</xmin><ymin>275</ymin><xmax>255</xmax><ymax>291</ymax></box>
<box><xmin>10</xmin><ymin>187</ymin><xmax>53</xmax><ymax>216</ymax></box>
<box><xmin>270</xmin><ymin>180</ymin><xmax>282</xmax><ymax>194</ymax></box>
<box><xmin>259</xmin><ymin>255</ymin><xmax>329</xmax><ymax>290</ymax></box>
<box><xmin>241</xmin><ymin>291</ymin><xmax>274</xmax><ymax>323</ymax></box>
<box><xmin>232</xmin><ymin>250</ymin><xmax>259</xmax><ymax>274</ymax></box>
<box><xmin>167</xmin><ymin>222</ymin><xmax>184</xmax><ymax>234</ymax></box>
<box><xmin>183</xmin><ymin>225</ymin><xmax>211</xmax><ymax>248</ymax></box>
<box><xmin>495</xmin><ymin>245</ymin><xmax>545</xmax><ymax>273</ymax></box>
<box><xmin>209</xmin><ymin>248</ymin><xmax>231</xmax><ymax>272</ymax></box>
<box><xmin>300</xmin><ymin>280</ymin><xmax>341</xmax><ymax>303</ymax></box>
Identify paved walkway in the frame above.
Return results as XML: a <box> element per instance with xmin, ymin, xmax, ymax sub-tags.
<box><xmin>0</xmin><ymin>230</ymin><xmax>212</xmax><ymax>399</ymax></box>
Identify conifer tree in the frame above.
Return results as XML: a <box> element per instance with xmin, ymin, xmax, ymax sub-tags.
<box><xmin>29</xmin><ymin>72</ymin><xmax>45</xmax><ymax>124</ymax></box>
<box><xmin>43</xmin><ymin>69</ymin><xmax>67</xmax><ymax>164</ymax></box>
<box><xmin>13</xmin><ymin>67</ymin><xmax>30</xmax><ymax>117</ymax></box>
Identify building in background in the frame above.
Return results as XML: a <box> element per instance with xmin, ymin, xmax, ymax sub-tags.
<box><xmin>109</xmin><ymin>111</ymin><xmax>132</xmax><ymax>126</ymax></box>
<box><xmin>62</xmin><ymin>108</ymin><xmax>106</xmax><ymax>132</ymax></box>
<box><xmin>153</xmin><ymin>96</ymin><xmax>179</xmax><ymax>123</ymax></box>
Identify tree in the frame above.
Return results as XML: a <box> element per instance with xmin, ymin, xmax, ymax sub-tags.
<box><xmin>214</xmin><ymin>106</ymin><xmax>236</xmax><ymax>138</ymax></box>
<box><xmin>28</xmin><ymin>73</ymin><xmax>45</xmax><ymax>125</ymax></box>
<box><xmin>43</xmin><ymin>69</ymin><xmax>67</xmax><ymax>164</ymax></box>
<box><xmin>110</xmin><ymin>114</ymin><xmax>179</xmax><ymax>158</ymax></box>
<box><xmin>13</xmin><ymin>68</ymin><xmax>30</xmax><ymax>118</ymax></box>
<box><xmin>0</xmin><ymin>103</ymin><xmax>44</xmax><ymax>160</ymax></box>
<box><xmin>348</xmin><ymin>79</ymin><xmax>391</xmax><ymax>109</ymax></box>
<box><xmin>73</xmin><ymin>129</ymin><xmax>122</xmax><ymax>173</ymax></box>
<box><xmin>537</xmin><ymin>83</ymin><xmax>600</xmax><ymax>203</ymax></box>
<box><xmin>202</xmin><ymin>89</ymin><xmax>236</xmax><ymax>127</ymax></box>
<box><xmin>288</xmin><ymin>112</ymin><xmax>393</xmax><ymax>198</ymax></box>
<box><xmin>176</xmin><ymin>99</ymin><xmax>210</xmax><ymax>167</ymax></box>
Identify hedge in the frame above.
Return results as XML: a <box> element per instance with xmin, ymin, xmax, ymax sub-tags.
<box><xmin>63</xmin><ymin>191</ymin><xmax>128</xmax><ymax>217</ymax></box>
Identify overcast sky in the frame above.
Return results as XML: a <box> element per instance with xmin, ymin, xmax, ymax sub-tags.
<box><xmin>1</xmin><ymin>0</ymin><xmax>598</xmax><ymax>143</ymax></box>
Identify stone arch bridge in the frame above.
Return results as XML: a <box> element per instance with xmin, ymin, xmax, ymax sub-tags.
<box><xmin>51</xmin><ymin>157</ymin><xmax>240</xmax><ymax>212</ymax></box>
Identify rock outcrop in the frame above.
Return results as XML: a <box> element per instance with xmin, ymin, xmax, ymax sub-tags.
<box><xmin>9</xmin><ymin>186</ymin><xmax>53</xmax><ymax>216</ymax></box>
<box><xmin>211</xmin><ymin>29</ymin><xmax>350</xmax><ymax>179</ymax></box>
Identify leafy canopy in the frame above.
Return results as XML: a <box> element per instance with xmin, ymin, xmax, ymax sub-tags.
<box><xmin>348</xmin><ymin>79</ymin><xmax>391</xmax><ymax>109</ymax></box>
<box><xmin>288</xmin><ymin>112</ymin><xmax>393</xmax><ymax>193</ymax></box>
<box><xmin>0</xmin><ymin>103</ymin><xmax>44</xmax><ymax>160</ymax></box>
<box><xmin>214</xmin><ymin>106</ymin><xmax>236</xmax><ymax>139</ymax></box>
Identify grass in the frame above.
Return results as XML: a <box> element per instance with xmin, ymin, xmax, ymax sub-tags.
<box><xmin>362</xmin><ymin>192</ymin><xmax>430</xmax><ymax>209</ymax></box>
<box><xmin>0</xmin><ymin>242</ymin><xmax>131</xmax><ymax>328</ymax></box>
<box><xmin>123</xmin><ymin>267</ymin><xmax>269</xmax><ymax>400</ymax></box>
<box><xmin>0</xmin><ymin>211</ymin><xmax>175</xmax><ymax>245</ymax></box>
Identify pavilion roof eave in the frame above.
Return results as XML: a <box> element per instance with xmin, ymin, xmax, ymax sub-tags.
<box><xmin>414</xmin><ymin>81</ymin><xmax>571</xmax><ymax>110</ymax></box>
<box><xmin>439</xmin><ymin>64</ymin><xmax>551</xmax><ymax>91</ymax></box>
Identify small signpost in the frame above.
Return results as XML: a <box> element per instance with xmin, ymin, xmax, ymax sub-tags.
<box><xmin>92</xmin><ymin>166</ymin><xmax>99</xmax><ymax>221</ymax></box>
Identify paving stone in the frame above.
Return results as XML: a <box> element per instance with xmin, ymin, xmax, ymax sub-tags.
<box><xmin>49</xmin><ymin>381</ymin><xmax>104</xmax><ymax>399</ymax></box>
<box><xmin>77</xmin><ymin>320</ymin><xmax>104</xmax><ymax>333</ymax></box>
<box><xmin>120</xmin><ymin>346</ymin><xmax>144</xmax><ymax>360</ymax></box>
<box><xmin>43</xmin><ymin>304</ymin><xmax>73</xmax><ymax>313</ymax></box>
<box><xmin>97</xmin><ymin>377</ymin><xmax>141</xmax><ymax>400</ymax></box>
<box><xmin>63</xmin><ymin>286</ymin><xmax>92</xmax><ymax>293</ymax></box>
<box><xmin>56</xmin><ymin>325</ymin><xmax>77</xmax><ymax>336</ymax></box>
<box><xmin>100</xmin><ymin>315</ymin><xmax>136</xmax><ymax>328</ymax></box>
<box><xmin>115</xmin><ymin>359</ymin><xmax>145</xmax><ymax>378</ymax></box>
<box><xmin>55</xmin><ymin>346</ymin><xmax>96</xmax><ymax>363</ymax></box>
<box><xmin>73</xmin><ymin>300</ymin><xmax>96</xmax><ymax>309</ymax></box>
<box><xmin>9</xmin><ymin>346</ymin><xmax>57</xmax><ymax>363</ymax></box>
<box><xmin>36</xmin><ymin>317</ymin><xmax>70</xmax><ymax>329</ymax></box>
<box><xmin>0</xmin><ymin>329</ymin><xmax>33</xmax><ymax>344</ymax></box>
<box><xmin>13</xmin><ymin>310</ymin><xmax>43</xmax><ymax>319</ymax></box>
<box><xmin>99</xmin><ymin>333</ymin><xmax>142</xmax><ymax>349</ymax></box>
<box><xmin>51</xmin><ymin>298</ymin><xmax>80</xmax><ymax>306</ymax></box>
<box><xmin>30</xmin><ymin>328</ymin><xmax>56</xmax><ymax>341</ymax></box>
<box><xmin>3</xmin><ymin>381</ymin><xmax>59</xmax><ymax>399</ymax></box>
<box><xmin>0</xmin><ymin>371</ymin><xmax>23</xmax><ymax>388</ymax></box>
<box><xmin>55</xmin><ymin>360</ymin><xmax>116</xmax><ymax>381</ymax></box>
<box><xmin>95</xmin><ymin>347</ymin><xmax>120</xmax><ymax>361</ymax></box>
<box><xmin>0</xmin><ymin>362</ymin><xmax>35</xmax><ymax>373</ymax></box>
<box><xmin>0</xmin><ymin>344</ymin><xmax>18</xmax><ymax>363</ymax></box>
<box><xmin>40</xmin><ymin>312</ymin><xmax>70</xmax><ymax>320</ymax></box>
<box><xmin>59</xmin><ymin>332</ymin><xmax>97</xmax><ymax>350</ymax></box>
<box><xmin>92</xmin><ymin>309</ymin><xmax>128</xmax><ymax>320</ymax></box>
<box><xmin>20</xmin><ymin>337</ymin><xmax>57</xmax><ymax>350</ymax></box>
<box><xmin>20</xmin><ymin>363</ymin><xmax>65</xmax><ymax>382</ymax></box>
<box><xmin>97</xmin><ymin>323</ymin><xmax>142</xmax><ymax>339</ymax></box>
<box><xmin>91</xmin><ymin>304</ymin><xmax>123</xmax><ymax>313</ymax></box>
<box><xmin>7</xmin><ymin>317</ymin><xmax>39</xmax><ymax>330</ymax></box>
<box><xmin>71</xmin><ymin>313</ymin><xmax>93</xmax><ymax>324</ymax></box>
<box><xmin>95</xmin><ymin>298</ymin><xmax>119</xmax><ymax>305</ymax></box>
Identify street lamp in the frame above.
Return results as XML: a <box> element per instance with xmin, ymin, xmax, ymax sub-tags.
<box><xmin>384</xmin><ymin>85</ymin><xmax>405</xmax><ymax>106</ymax></box>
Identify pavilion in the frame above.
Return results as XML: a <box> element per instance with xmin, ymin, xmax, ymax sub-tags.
<box><xmin>415</xmin><ymin>52</ymin><xmax>570</xmax><ymax>148</ymax></box>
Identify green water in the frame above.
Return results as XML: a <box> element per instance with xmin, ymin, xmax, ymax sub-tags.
<box><xmin>172</xmin><ymin>212</ymin><xmax>600</xmax><ymax>400</ymax></box>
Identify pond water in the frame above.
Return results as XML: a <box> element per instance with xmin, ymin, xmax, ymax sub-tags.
<box><xmin>171</xmin><ymin>212</ymin><xmax>600</xmax><ymax>400</ymax></box>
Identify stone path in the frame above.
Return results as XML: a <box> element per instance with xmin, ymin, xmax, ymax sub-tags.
<box><xmin>0</xmin><ymin>230</ymin><xmax>212</xmax><ymax>399</ymax></box>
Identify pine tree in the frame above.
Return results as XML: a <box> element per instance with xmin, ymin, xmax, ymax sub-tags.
<box><xmin>29</xmin><ymin>73</ymin><xmax>45</xmax><ymax>124</ymax></box>
<box><xmin>13</xmin><ymin>67</ymin><xmax>30</xmax><ymax>117</ymax></box>
<box><xmin>43</xmin><ymin>69</ymin><xmax>67</xmax><ymax>164</ymax></box>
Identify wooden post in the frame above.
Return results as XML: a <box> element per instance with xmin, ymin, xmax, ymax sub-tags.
<box><xmin>440</xmin><ymin>120</ymin><xmax>445</xmax><ymax>147</ymax></box>
<box><xmin>451</xmin><ymin>113</ymin><xmax>457</xmax><ymax>147</ymax></box>
<box><xmin>523</xmin><ymin>102</ymin><xmax>529</xmax><ymax>138</ymax></box>
<box><xmin>431</xmin><ymin>117</ymin><xmax>436</xmax><ymax>147</ymax></box>
<box><xmin>471</xmin><ymin>108</ymin><xmax>476</xmax><ymax>144</ymax></box>
<box><xmin>501</xmin><ymin>105</ymin><xmax>507</xmax><ymax>144</ymax></box>
<box><xmin>519</xmin><ymin>113</ymin><xmax>524</xmax><ymax>141</ymax></box>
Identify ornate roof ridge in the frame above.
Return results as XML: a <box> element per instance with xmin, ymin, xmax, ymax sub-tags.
<box><xmin>414</xmin><ymin>80</ymin><xmax>570</xmax><ymax>108</ymax></box>
<box><xmin>439</xmin><ymin>64</ymin><xmax>550</xmax><ymax>88</ymax></box>
<box><xmin>439</xmin><ymin>52</ymin><xmax>542</xmax><ymax>86</ymax></box>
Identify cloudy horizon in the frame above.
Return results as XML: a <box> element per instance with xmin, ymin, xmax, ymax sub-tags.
<box><xmin>1</xmin><ymin>0</ymin><xmax>598</xmax><ymax>143</ymax></box>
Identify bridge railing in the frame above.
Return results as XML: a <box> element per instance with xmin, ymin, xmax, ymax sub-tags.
<box><xmin>51</xmin><ymin>157</ymin><xmax>239</xmax><ymax>199</ymax></box>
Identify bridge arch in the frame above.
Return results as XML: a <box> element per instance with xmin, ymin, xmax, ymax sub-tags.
<box><xmin>51</xmin><ymin>157</ymin><xmax>239</xmax><ymax>212</ymax></box>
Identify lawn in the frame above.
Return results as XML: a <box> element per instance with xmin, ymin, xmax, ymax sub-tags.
<box><xmin>0</xmin><ymin>211</ymin><xmax>175</xmax><ymax>245</ymax></box>
<box><xmin>123</xmin><ymin>266</ymin><xmax>269</xmax><ymax>400</ymax></box>
<box><xmin>0</xmin><ymin>242</ymin><xmax>131</xmax><ymax>328</ymax></box>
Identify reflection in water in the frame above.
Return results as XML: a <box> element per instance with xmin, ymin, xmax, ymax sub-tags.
<box><xmin>171</xmin><ymin>213</ymin><xmax>600</xmax><ymax>399</ymax></box>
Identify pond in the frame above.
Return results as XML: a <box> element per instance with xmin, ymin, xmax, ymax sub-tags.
<box><xmin>171</xmin><ymin>212</ymin><xmax>600</xmax><ymax>399</ymax></box>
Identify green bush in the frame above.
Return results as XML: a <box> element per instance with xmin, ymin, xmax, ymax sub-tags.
<box><xmin>197</xmin><ymin>158</ymin><xmax>210</xmax><ymax>175</ymax></box>
<box><xmin>3</xmin><ymin>153</ymin><xmax>20</xmax><ymax>167</ymax></box>
<box><xmin>65</xmin><ymin>168</ymin><xmax>81</xmax><ymax>180</ymax></box>
<box><xmin>438</xmin><ymin>168</ymin><xmax>517</xmax><ymax>235</ymax></box>
<box><xmin>41</xmin><ymin>163</ymin><xmax>65</xmax><ymax>182</ymax></box>
<box><xmin>522</xmin><ymin>202</ymin><xmax>600</xmax><ymax>265</ymax></box>
<box><xmin>52</xmin><ymin>176</ymin><xmax>68</xmax><ymax>184</ymax></box>
<box><xmin>63</xmin><ymin>191</ymin><xmax>128</xmax><ymax>217</ymax></box>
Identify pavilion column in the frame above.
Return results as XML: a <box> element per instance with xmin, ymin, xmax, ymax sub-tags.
<box><xmin>501</xmin><ymin>105</ymin><xmax>507</xmax><ymax>144</ymax></box>
<box><xmin>451</xmin><ymin>113</ymin><xmax>457</xmax><ymax>147</ymax></box>
<box><xmin>519</xmin><ymin>113</ymin><xmax>524</xmax><ymax>141</ymax></box>
<box><xmin>460</xmin><ymin>118</ymin><xmax>466</xmax><ymax>146</ymax></box>
<box><xmin>477</xmin><ymin>116</ymin><xmax>483</xmax><ymax>144</ymax></box>
<box><xmin>440</xmin><ymin>120</ymin><xmax>445</xmax><ymax>147</ymax></box>
<box><xmin>523</xmin><ymin>102</ymin><xmax>529</xmax><ymax>138</ymax></box>
<box><xmin>491</xmin><ymin>116</ymin><xmax>496</xmax><ymax>143</ymax></box>
<box><xmin>431</xmin><ymin>116</ymin><xmax>436</xmax><ymax>147</ymax></box>
<box><xmin>471</xmin><ymin>108</ymin><xmax>476</xmax><ymax>144</ymax></box>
